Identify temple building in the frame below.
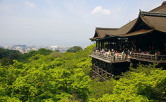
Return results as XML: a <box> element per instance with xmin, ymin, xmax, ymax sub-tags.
<box><xmin>90</xmin><ymin>1</ymin><xmax>166</xmax><ymax>80</ymax></box>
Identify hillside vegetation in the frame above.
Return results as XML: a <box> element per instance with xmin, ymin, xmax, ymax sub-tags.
<box><xmin>0</xmin><ymin>45</ymin><xmax>166</xmax><ymax>102</ymax></box>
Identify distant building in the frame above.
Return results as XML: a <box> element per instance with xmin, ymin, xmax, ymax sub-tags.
<box><xmin>50</xmin><ymin>46</ymin><xmax>58</xmax><ymax>51</ymax></box>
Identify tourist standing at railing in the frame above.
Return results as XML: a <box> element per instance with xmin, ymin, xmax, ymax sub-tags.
<box><xmin>111</xmin><ymin>49</ymin><xmax>114</xmax><ymax>56</ymax></box>
<box><xmin>112</xmin><ymin>50</ymin><xmax>115</xmax><ymax>61</ymax></box>
<box><xmin>101</xmin><ymin>49</ymin><xmax>105</xmax><ymax>54</ymax></box>
<box><xmin>125</xmin><ymin>50</ymin><xmax>130</xmax><ymax>59</ymax></box>
<box><xmin>110</xmin><ymin>51</ymin><xmax>112</xmax><ymax>56</ymax></box>
<box><xmin>154</xmin><ymin>51</ymin><xmax>161</xmax><ymax>61</ymax></box>
<box><xmin>95</xmin><ymin>49</ymin><xmax>99</xmax><ymax>52</ymax></box>
<box><xmin>141</xmin><ymin>51</ymin><xmax>145</xmax><ymax>54</ymax></box>
<box><xmin>115</xmin><ymin>51</ymin><xmax>117</xmax><ymax>60</ymax></box>
<box><xmin>129</xmin><ymin>50</ymin><xmax>132</xmax><ymax>58</ymax></box>
<box><xmin>145</xmin><ymin>51</ymin><xmax>150</xmax><ymax>54</ymax></box>
<box><xmin>157</xmin><ymin>51</ymin><xmax>161</xmax><ymax>55</ymax></box>
<box><xmin>122</xmin><ymin>51</ymin><xmax>125</xmax><ymax>60</ymax></box>
<box><xmin>105</xmin><ymin>50</ymin><xmax>110</xmax><ymax>57</ymax></box>
<box><xmin>94</xmin><ymin>47</ymin><xmax>100</xmax><ymax>53</ymax></box>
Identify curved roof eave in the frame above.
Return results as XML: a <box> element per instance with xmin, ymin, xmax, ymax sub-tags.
<box><xmin>140</xmin><ymin>14</ymin><xmax>166</xmax><ymax>33</ymax></box>
<box><xmin>125</xmin><ymin>14</ymin><xmax>143</xmax><ymax>34</ymax></box>
<box><xmin>121</xmin><ymin>29</ymin><xmax>154</xmax><ymax>37</ymax></box>
<box><xmin>95</xmin><ymin>27</ymin><xmax>119</xmax><ymax>38</ymax></box>
<box><xmin>115</xmin><ymin>18</ymin><xmax>138</xmax><ymax>35</ymax></box>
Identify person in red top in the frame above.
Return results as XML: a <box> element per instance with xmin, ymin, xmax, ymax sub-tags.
<box><xmin>157</xmin><ymin>51</ymin><xmax>161</xmax><ymax>55</ymax></box>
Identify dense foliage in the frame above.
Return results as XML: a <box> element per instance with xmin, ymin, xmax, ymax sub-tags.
<box><xmin>0</xmin><ymin>45</ymin><xmax>94</xmax><ymax>102</ymax></box>
<box><xmin>66</xmin><ymin>46</ymin><xmax>83</xmax><ymax>53</ymax></box>
<box><xmin>90</xmin><ymin>64</ymin><xmax>166</xmax><ymax>102</ymax></box>
<box><xmin>0</xmin><ymin>48</ymin><xmax>53</xmax><ymax>65</ymax></box>
<box><xmin>0</xmin><ymin>45</ymin><xmax>166</xmax><ymax>102</ymax></box>
<box><xmin>0</xmin><ymin>48</ymin><xmax>22</xmax><ymax>65</ymax></box>
<box><xmin>21</xmin><ymin>48</ymin><xmax>53</xmax><ymax>62</ymax></box>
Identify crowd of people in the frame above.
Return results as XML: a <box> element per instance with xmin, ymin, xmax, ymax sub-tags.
<box><xmin>94</xmin><ymin>48</ymin><xmax>131</xmax><ymax>60</ymax></box>
<box><xmin>93</xmin><ymin>47</ymin><xmax>161</xmax><ymax>61</ymax></box>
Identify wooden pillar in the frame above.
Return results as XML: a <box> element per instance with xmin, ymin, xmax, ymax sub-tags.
<box><xmin>155</xmin><ymin>53</ymin><xmax>157</xmax><ymax>61</ymax></box>
<box><xmin>107</xmin><ymin>41</ymin><xmax>109</xmax><ymax>50</ymax></box>
<box><xmin>98</xmin><ymin>41</ymin><xmax>100</xmax><ymax>50</ymax></box>
<box><xmin>101</xmin><ymin>42</ymin><xmax>103</xmax><ymax>50</ymax></box>
<box><xmin>103</xmin><ymin>41</ymin><xmax>105</xmax><ymax>49</ymax></box>
<box><xmin>109</xmin><ymin>41</ymin><xmax>111</xmax><ymax>50</ymax></box>
<box><xmin>110</xmin><ymin>41</ymin><xmax>112</xmax><ymax>50</ymax></box>
<box><xmin>95</xmin><ymin>41</ymin><xmax>97</xmax><ymax>49</ymax></box>
<box><xmin>139</xmin><ymin>61</ymin><xmax>141</xmax><ymax>65</ymax></box>
<box><xmin>130</xmin><ymin>62</ymin><xmax>133</xmax><ymax>67</ymax></box>
<box><xmin>96</xmin><ymin>41</ymin><xmax>99</xmax><ymax>49</ymax></box>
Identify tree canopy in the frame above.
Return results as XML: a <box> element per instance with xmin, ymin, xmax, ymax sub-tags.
<box><xmin>0</xmin><ymin>44</ymin><xmax>166</xmax><ymax>102</ymax></box>
<box><xmin>0</xmin><ymin>48</ymin><xmax>22</xmax><ymax>65</ymax></box>
<box><xmin>66</xmin><ymin>46</ymin><xmax>82</xmax><ymax>53</ymax></box>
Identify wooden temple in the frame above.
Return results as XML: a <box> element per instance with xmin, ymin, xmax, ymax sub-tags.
<box><xmin>90</xmin><ymin>2</ymin><xmax>166</xmax><ymax>80</ymax></box>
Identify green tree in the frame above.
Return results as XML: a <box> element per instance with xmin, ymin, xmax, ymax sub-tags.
<box><xmin>67</xmin><ymin>46</ymin><xmax>82</xmax><ymax>53</ymax></box>
<box><xmin>37</xmin><ymin>48</ymin><xmax>53</xmax><ymax>55</ymax></box>
<box><xmin>0</xmin><ymin>48</ymin><xmax>22</xmax><ymax>65</ymax></box>
<box><xmin>3</xmin><ymin>44</ymin><xmax>166</xmax><ymax>102</ymax></box>
<box><xmin>21</xmin><ymin>48</ymin><xmax>53</xmax><ymax>62</ymax></box>
<box><xmin>0</xmin><ymin>45</ymin><xmax>95</xmax><ymax>102</ymax></box>
<box><xmin>93</xmin><ymin>64</ymin><xmax>166</xmax><ymax>102</ymax></box>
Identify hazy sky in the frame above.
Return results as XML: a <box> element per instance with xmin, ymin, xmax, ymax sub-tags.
<box><xmin>0</xmin><ymin>0</ymin><xmax>164</xmax><ymax>46</ymax></box>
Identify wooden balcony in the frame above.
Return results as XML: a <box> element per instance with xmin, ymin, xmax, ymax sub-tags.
<box><xmin>90</xmin><ymin>52</ymin><xmax>166</xmax><ymax>63</ymax></box>
<box><xmin>89</xmin><ymin>52</ymin><xmax>129</xmax><ymax>63</ymax></box>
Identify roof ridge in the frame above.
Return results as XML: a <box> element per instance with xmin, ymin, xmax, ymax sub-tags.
<box><xmin>150</xmin><ymin>1</ymin><xmax>166</xmax><ymax>13</ymax></box>
<box><xmin>96</xmin><ymin>27</ymin><xmax>119</xmax><ymax>30</ymax></box>
<box><xmin>140</xmin><ymin>11</ymin><xmax>166</xmax><ymax>17</ymax></box>
<box><xmin>162</xmin><ymin>1</ymin><xmax>166</xmax><ymax>5</ymax></box>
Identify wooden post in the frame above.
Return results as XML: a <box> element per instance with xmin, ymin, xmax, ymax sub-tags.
<box><xmin>97</xmin><ymin>66</ymin><xmax>100</xmax><ymax>74</ymax></box>
<box><xmin>139</xmin><ymin>61</ymin><xmax>141</xmax><ymax>65</ymax></box>
<box><xmin>101</xmin><ymin>42</ymin><xmax>103</xmax><ymax>50</ymax></box>
<box><xmin>102</xmin><ymin>41</ymin><xmax>104</xmax><ymax>50</ymax></box>
<box><xmin>96</xmin><ymin>41</ymin><xmax>97</xmax><ymax>49</ymax></box>
<box><xmin>155</xmin><ymin>53</ymin><xmax>157</xmax><ymax>61</ymax></box>
<box><xmin>99</xmin><ymin>42</ymin><xmax>101</xmax><ymax>50</ymax></box>
<box><xmin>130</xmin><ymin>62</ymin><xmax>133</xmax><ymax>67</ymax></box>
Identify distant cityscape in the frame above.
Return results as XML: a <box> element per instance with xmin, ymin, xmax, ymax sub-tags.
<box><xmin>0</xmin><ymin>45</ymin><xmax>71</xmax><ymax>53</ymax></box>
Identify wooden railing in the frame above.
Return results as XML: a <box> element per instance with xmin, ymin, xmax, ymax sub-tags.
<box><xmin>131</xmin><ymin>53</ymin><xmax>155</xmax><ymax>61</ymax></box>
<box><xmin>131</xmin><ymin>53</ymin><xmax>166</xmax><ymax>63</ymax></box>
<box><xmin>157</xmin><ymin>55</ymin><xmax>166</xmax><ymax>61</ymax></box>
<box><xmin>90</xmin><ymin>52</ymin><xmax>166</xmax><ymax>63</ymax></box>
<box><xmin>90</xmin><ymin>52</ymin><xmax>129</xmax><ymax>63</ymax></box>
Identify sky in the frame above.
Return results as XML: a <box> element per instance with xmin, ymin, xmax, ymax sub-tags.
<box><xmin>0</xmin><ymin>0</ymin><xmax>164</xmax><ymax>47</ymax></box>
